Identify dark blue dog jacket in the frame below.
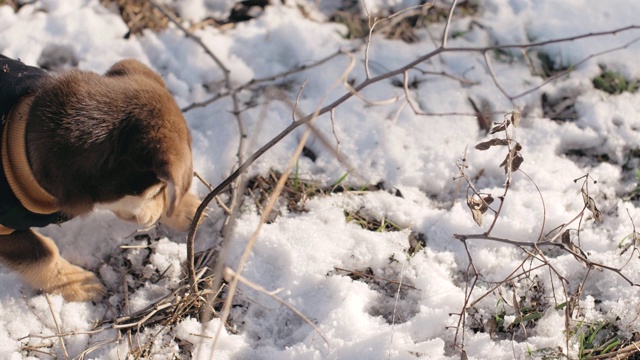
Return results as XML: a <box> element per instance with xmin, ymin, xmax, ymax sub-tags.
<box><xmin>0</xmin><ymin>55</ymin><xmax>66</xmax><ymax>231</ymax></box>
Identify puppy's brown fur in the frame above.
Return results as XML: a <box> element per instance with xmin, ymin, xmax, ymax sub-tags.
<box><xmin>0</xmin><ymin>60</ymin><xmax>199</xmax><ymax>302</ymax></box>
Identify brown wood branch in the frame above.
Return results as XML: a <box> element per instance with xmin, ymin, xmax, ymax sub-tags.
<box><xmin>334</xmin><ymin>267</ymin><xmax>421</xmax><ymax>291</ymax></box>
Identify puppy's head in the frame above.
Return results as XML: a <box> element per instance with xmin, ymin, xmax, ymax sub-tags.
<box><xmin>27</xmin><ymin>59</ymin><xmax>193</xmax><ymax>226</ymax></box>
<box><xmin>98</xmin><ymin>60</ymin><xmax>193</xmax><ymax>225</ymax></box>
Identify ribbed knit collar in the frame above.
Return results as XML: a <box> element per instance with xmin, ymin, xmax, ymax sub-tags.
<box><xmin>1</xmin><ymin>96</ymin><xmax>59</xmax><ymax>217</ymax></box>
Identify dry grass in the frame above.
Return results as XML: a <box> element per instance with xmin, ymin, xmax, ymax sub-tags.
<box><xmin>100</xmin><ymin>0</ymin><xmax>169</xmax><ymax>36</ymax></box>
<box><xmin>330</xmin><ymin>0</ymin><xmax>479</xmax><ymax>42</ymax></box>
<box><xmin>245</xmin><ymin>170</ymin><xmax>407</xmax><ymax>234</ymax></box>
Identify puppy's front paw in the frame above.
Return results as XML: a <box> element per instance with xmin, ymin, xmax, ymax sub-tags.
<box><xmin>34</xmin><ymin>258</ymin><xmax>106</xmax><ymax>302</ymax></box>
<box><xmin>160</xmin><ymin>191</ymin><xmax>203</xmax><ymax>231</ymax></box>
<box><xmin>3</xmin><ymin>230</ymin><xmax>105</xmax><ymax>302</ymax></box>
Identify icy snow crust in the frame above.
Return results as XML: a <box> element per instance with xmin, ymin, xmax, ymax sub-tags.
<box><xmin>1</xmin><ymin>0</ymin><xmax>640</xmax><ymax>359</ymax></box>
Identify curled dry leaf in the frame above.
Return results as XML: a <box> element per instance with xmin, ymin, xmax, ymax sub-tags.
<box><xmin>467</xmin><ymin>196</ymin><xmax>484</xmax><ymax>226</ymax></box>
<box><xmin>561</xmin><ymin>229</ymin><xmax>600</xmax><ymax>269</ymax></box>
<box><xmin>513</xmin><ymin>142</ymin><xmax>522</xmax><ymax>151</ymax></box>
<box><xmin>484</xmin><ymin>195</ymin><xmax>494</xmax><ymax>205</ymax></box>
<box><xmin>466</xmin><ymin>194</ymin><xmax>493</xmax><ymax>226</ymax></box>
<box><xmin>511</xmin><ymin>153</ymin><xmax>524</xmax><ymax>172</ymax></box>
<box><xmin>581</xmin><ymin>188</ymin><xmax>603</xmax><ymax>223</ymax></box>
<box><xmin>489</xmin><ymin>121</ymin><xmax>508</xmax><ymax>134</ymax></box>
<box><xmin>511</xmin><ymin>109</ymin><xmax>521</xmax><ymax>127</ymax></box>
<box><xmin>500</xmin><ymin>148</ymin><xmax>524</xmax><ymax>173</ymax></box>
<box><xmin>475</xmin><ymin>138</ymin><xmax>509</xmax><ymax>150</ymax></box>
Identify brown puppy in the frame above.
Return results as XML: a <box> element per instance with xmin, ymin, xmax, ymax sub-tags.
<box><xmin>0</xmin><ymin>58</ymin><xmax>200</xmax><ymax>302</ymax></box>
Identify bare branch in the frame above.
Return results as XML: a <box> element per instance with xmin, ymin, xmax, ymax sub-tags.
<box><xmin>483</xmin><ymin>51</ymin><xmax>516</xmax><ymax>108</ymax></box>
<box><xmin>292</xmin><ymin>79</ymin><xmax>308</xmax><ymax>122</ymax></box>
<box><xmin>441</xmin><ymin>0</ymin><xmax>459</xmax><ymax>48</ymax></box>
<box><xmin>512</xmin><ymin>36</ymin><xmax>640</xmax><ymax>100</ymax></box>
<box><xmin>182</xmin><ymin>50</ymin><xmax>346</xmax><ymax>112</ymax></box>
<box><xmin>454</xmin><ymin>234</ymin><xmax>640</xmax><ymax>286</ymax></box>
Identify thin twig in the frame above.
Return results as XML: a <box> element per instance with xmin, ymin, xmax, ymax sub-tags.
<box><xmin>512</xmin><ymin>36</ymin><xmax>640</xmax><ymax>100</ymax></box>
<box><xmin>483</xmin><ymin>51</ymin><xmax>516</xmax><ymax>108</ymax></box>
<box><xmin>454</xmin><ymin>234</ymin><xmax>639</xmax><ymax>286</ymax></box>
<box><xmin>387</xmin><ymin>262</ymin><xmax>404</xmax><ymax>359</ymax></box>
<box><xmin>292</xmin><ymin>79</ymin><xmax>308</xmax><ymax>122</ymax></box>
<box><xmin>182</xmin><ymin>50</ymin><xmax>346</xmax><ymax>112</ymax></box>
<box><xmin>441</xmin><ymin>0</ymin><xmax>459</xmax><ymax>48</ymax></box>
<box><xmin>211</xmin><ymin>119</ymin><xmax>316</xmax><ymax>356</ymax></box>
<box><xmin>519</xmin><ymin>170</ymin><xmax>547</xmax><ymax>242</ymax></box>
<box><xmin>334</xmin><ymin>267</ymin><xmax>420</xmax><ymax>291</ymax></box>
<box><xmin>223</xmin><ymin>267</ymin><xmax>329</xmax><ymax>346</ymax></box>
<box><xmin>44</xmin><ymin>293</ymin><xmax>69</xmax><ymax>360</ymax></box>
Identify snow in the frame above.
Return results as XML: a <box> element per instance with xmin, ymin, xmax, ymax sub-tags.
<box><xmin>1</xmin><ymin>0</ymin><xmax>640</xmax><ymax>359</ymax></box>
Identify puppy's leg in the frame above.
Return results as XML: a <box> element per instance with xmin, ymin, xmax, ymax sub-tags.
<box><xmin>160</xmin><ymin>191</ymin><xmax>202</xmax><ymax>231</ymax></box>
<box><xmin>0</xmin><ymin>230</ymin><xmax>105</xmax><ymax>302</ymax></box>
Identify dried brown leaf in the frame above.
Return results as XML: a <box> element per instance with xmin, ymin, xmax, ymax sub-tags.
<box><xmin>513</xmin><ymin>142</ymin><xmax>522</xmax><ymax>151</ymax></box>
<box><xmin>466</xmin><ymin>196</ymin><xmax>483</xmax><ymax>226</ymax></box>
<box><xmin>470</xmin><ymin>208</ymin><xmax>483</xmax><ymax>226</ymax></box>
<box><xmin>510</xmin><ymin>153</ymin><xmax>524</xmax><ymax>172</ymax></box>
<box><xmin>475</xmin><ymin>138</ymin><xmax>509</xmax><ymax>150</ymax></box>
<box><xmin>466</xmin><ymin>195</ymin><xmax>493</xmax><ymax>226</ymax></box>
<box><xmin>581</xmin><ymin>188</ymin><xmax>604</xmax><ymax>223</ymax></box>
<box><xmin>511</xmin><ymin>109</ymin><xmax>521</xmax><ymax>127</ymax></box>
<box><xmin>489</xmin><ymin>122</ymin><xmax>507</xmax><ymax>134</ymax></box>
<box><xmin>500</xmin><ymin>150</ymin><xmax>524</xmax><ymax>173</ymax></box>
<box><xmin>469</xmin><ymin>97</ymin><xmax>491</xmax><ymax>132</ymax></box>
<box><xmin>560</xmin><ymin>229</ymin><xmax>588</xmax><ymax>266</ymax></box>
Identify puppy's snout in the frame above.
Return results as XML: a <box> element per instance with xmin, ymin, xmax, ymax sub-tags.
<box><xmin>113</xmin><ymin>210</ymin><xmax>160</xmax><ymax>227</ymax></box>
<box><xmin>136</xmin><ymin>212</ymin><xmax>161</xmax><ymax>227</ymax></box>
<box><xmin>113</xmin><ymin>211</ymin><xmax>136</xmax><ymax>223</ymax></box>
<box><xmin>98</xmin><ymin>185</ymin><xmax>166</xmax><ymax>227</ymax></box>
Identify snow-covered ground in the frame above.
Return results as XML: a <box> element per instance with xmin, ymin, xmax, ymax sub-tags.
<box><xmin>1</xmin><ymin>0</ymin><xmax>640</xmax><ymax>359</ymax></box>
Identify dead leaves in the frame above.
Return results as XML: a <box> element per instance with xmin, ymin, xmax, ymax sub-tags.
<box><xmin>499</xmin><ymin>144</ymin><xmax>524</xmax><ymax>174</ymax></box>
<box><xmin>489</xmin><ymin>109</ymin><xmax>520</xmax><ymax>134</ymax></box>
<box><xmin>474</xmin><ymin>110</ymin><xmax>524</xmax><ymax>174</ymax></box>
<box><xmin>474</xmin><ymin>138</ymin><xmax>509</xmax><ymax>150</ymax></box>
<box><xmin>581</xmin><ymin>187</ymin><xmax>603</xmax><ymax>223</ymax></box>
<box><xmin>466</xmin><ymin>194</ymin><xmax>494</xmax><ymax>226</ymax></box>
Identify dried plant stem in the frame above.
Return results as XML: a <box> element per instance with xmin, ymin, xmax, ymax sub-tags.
<box><xmin>363</xmin><ymin>3</ymin><xmax>432</xmax><ymax>79</ymax></box>
<box><xmin>454</xmin><ymin>234</ymin><xmax>639</xmax><ymax>286</ymax></box>
<box><xmin>44</xmin><ymin>293</ymin><xmax>69</xmax><ymax>360</ymax></box>
<box><xmin>483</xmin><ymin>51</ymin><xmax>516</xmax><ymax>107</ymax></box>
<box><xmin>182</xmin><ymin>50</ymin><xmax>345</xmax><ymax>112</ymax></box>
<box><xmin>441</xmin><ymin>0</ymin><xmax>459</xmax><ymax>48</ymax></box>
<box><xmin>466</xmin><ymin>261</ymin><xmax>545</xmax><ymax>309</ymax></box>
<box><xmin>387</xmin><ymin>261</ymin><xmax>405</xmax><ymax>360</ymax></box>
<box><xmin>223</xmin><ymin>267</ymin><xmax>329</xmax><ymax>345</ymax></box>
<box><xmin>520</xmin><ymin>36</ymin><xmax>640</xmax><ymax>98</ymax></box>
<box><xmin>334</xmin><ymin>267</ymin><xmax>419</xmax><ymax>291</ymax></box>
<box><xmin>519</xmin><ymin>170</ymin><xmax>547</xmax><ymax>242</ymax></box>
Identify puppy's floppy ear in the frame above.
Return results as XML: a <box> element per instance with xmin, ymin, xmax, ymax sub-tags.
<box><xmin>105</xmin><ymin>59</ymin><xmax>166</xmax><ymax>87</ymax></box>
<box><xmin>153</xmin><ymin>153</ymin><xmax>192</xmax><ymax>218</ymax></box>
<box><xmin>154</xmin><ymin>159</ymin><xmax>181</xmax><ymax>218</ymax></box>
